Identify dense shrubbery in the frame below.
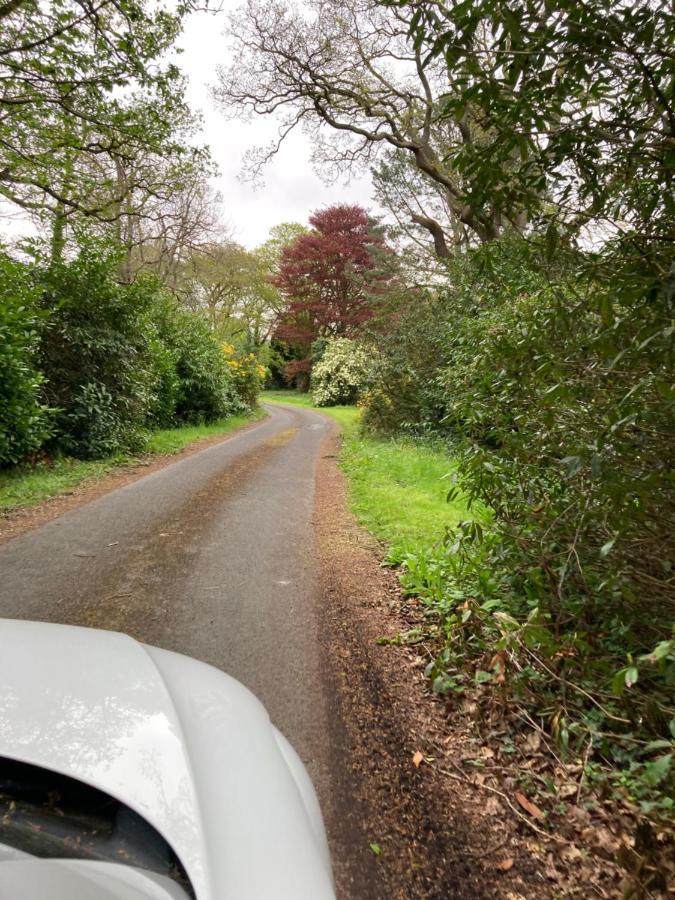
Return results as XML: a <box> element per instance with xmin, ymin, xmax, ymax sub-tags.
<box><xmin>40</xmin><ymin>247</ymin><xmax>161</xmax><ymax>458</ymax></box>
<box><xmin>362</xmin><ymin>237</ymin><xmax>675</xmax><ymax>822</ymax></box>
<box><xmin>153</xmin><ymin>304</ymin><xmax>245</xmax><ymax>426</ymax></box>
<box><xmin>0</xmin><ymin>253</ymin><xmax>53</xmax><ymax>464</ymax></box>
<box><xmin>310</xmin><ymin>337</ymin><xmax>372</xmax><ymax>406</ymax></box>
<box><xmin>360</xmin><ymin>291</ymin><xmax>453</xmax><ymax>434</ymax></box>
<box><xmin>0</xmin><ymin>243</ymin><xmax>251</xmax><ymax>464</ymax></box>
<box><xmin>221</xmin><ymin>343</ymin><xmax>266</xmax><ymax>408</ymax></box>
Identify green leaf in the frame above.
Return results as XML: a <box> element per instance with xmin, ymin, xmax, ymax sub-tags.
<box><xmin>624</xmin><ymin>666</ymin><xmax>638</xmax><ymax>688</ymax></box>
<box><xmin>369</xmin><ymin>842</ymin><xmax>382</xmax><ymax>857</ymax></box>
<box><xmin>643</xmin><ymin>640</ymin><xmax>675</xmax><ymax>663</ymax></box>
<box><xmin>612</xmin><ymin>665</ymin><xmax>639</xmax><ymax>695</ymax></box>
<box><xmin>643</xmin><ymin>754</ymin><xmax>673</xmax><ymax>787</ymax></box>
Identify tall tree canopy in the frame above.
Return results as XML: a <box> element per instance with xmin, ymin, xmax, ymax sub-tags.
<box><xmin>0</xmin><ymin>0</ymin><xmax>204</xmax><ymax>228</ymax></box>
<box><xmin>215</xmin><ymin>0</ymin><xmax>511</xmax><ymax>257</ymax></box>
<box><xmin>394</xmin><ymin>0</ymin><xmax>674</xmax><ymax>291</ymax></box>
<box><xmin>216</xmin><ymin>0</ymin><xmax>673</xmax><ymax>271</ymax></box>
<box><xmin>273</xmin><ymin>204</ymin><xmax>394</xmax><ymax>371</ymax></box>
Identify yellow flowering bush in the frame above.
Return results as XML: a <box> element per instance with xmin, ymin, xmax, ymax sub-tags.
<box><xmin>221</xmin><ymin>343</ymin><xmax>266</xmax><ymax>408</ymax></box>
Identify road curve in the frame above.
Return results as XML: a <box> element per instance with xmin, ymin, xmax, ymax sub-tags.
<box><xmin>0</xmin><ymin>403</ymin><xmax>363</xmax><ymax>897</ymax></box>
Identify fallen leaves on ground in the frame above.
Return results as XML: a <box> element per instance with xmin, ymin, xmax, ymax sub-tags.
<box><xmin>514</xmin><ymin>791</ymin><xmax>544</xmax><ymax>820</ymax></box>
<box><xmin>496</xmin><ymin>858</ymin><xmax>514</xmax><ymax>871</ymax></box>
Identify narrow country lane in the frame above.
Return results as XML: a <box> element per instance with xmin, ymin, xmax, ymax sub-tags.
<box><xmin>0</xmin><ymin>403</ymin><xmax>372</xmax><ymax>899</ymax></box>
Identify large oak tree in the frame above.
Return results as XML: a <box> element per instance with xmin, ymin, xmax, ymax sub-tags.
<box><xmin>0</xmin><ymin>0</ymin><xmax>205</xmax><ymax>240</ymax></box>
<box><xmin>214</xmin><ymin>0</ymin><xmax>518</xmax><ymax>258</ymax></box>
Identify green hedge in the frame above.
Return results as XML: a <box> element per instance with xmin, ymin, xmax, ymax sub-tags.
<box><xmin>0</xmin><ymin>253</ymin><xmax>52</xmax><ymax>465</ymax></box>
<box><xmin>39</xmin><ymin>246</ymin><xmax>160</xmax><ymax>458</ymax></box>
<box><xmin>361</xmin><ymin>237</ymin><xmax>675</xmax><ymax>821</ymax></box>
<box><xmin>0</xmin><ymin>242</ymin><xmax>248</xmax><ymax>464</ymax></box>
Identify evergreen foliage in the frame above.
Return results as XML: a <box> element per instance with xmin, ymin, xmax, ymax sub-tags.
<box><xmin>40</xmin><ymin>245</ymin><xmax>160</xmax><ymax>458</ymax></box>
<box><xmin>353</xmin><ymin>0</ymin><xmax>675</xmax><ymax>829</ymax></box>
<box><xmin>0</xmin><ymin>254</ymin><xmax>52</xmax><ymax>465</ymax></box>
<box><xmin>362</xmin><ymin>234</ymin><xmax>674</xmax><ymax>822</ymax></box>
<box><xmin>0</xmin><ymin>242</ymin><xmax>247</xmax><ymax>464</ymax></box>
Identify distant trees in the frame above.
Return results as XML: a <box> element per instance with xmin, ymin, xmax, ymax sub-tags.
<box><xmin>182</xmin><ymin>242</ymin><xmax>274</xmax><ymax>341</ymax></box>
<box><xmin>273</xmin><ymin>204</ymin><xmax>395</xmax><ymax>385</ymax></box>
<box><xmin>107</xmin><ymin>167</ymin><xmax>223</xmax><ymax>288</ymax></box>
<box><xmin>178</xmin><ymin>223</ymin><xmax>310</xmax><ymax>353</ymax></box>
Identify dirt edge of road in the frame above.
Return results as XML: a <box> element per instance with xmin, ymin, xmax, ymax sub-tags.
<box><xmin>313</xmin><ymin>422</ymin><xmax>630</xmax><ymax>900</ymax></box>
<box><xmin>314</xmin><ymin>422</ymin><xmax>521</xmax><ymax>899</ymax></box>
<box><xmin>0</xmin><ymin>413</ymin><xmax>267</xmax><ymax>545</ymax></box>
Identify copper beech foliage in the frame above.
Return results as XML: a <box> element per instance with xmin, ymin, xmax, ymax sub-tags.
<box><xmin>272</xmin><ymin>204</ymin><xmax>397</xmax><ymax>382</ymax></box>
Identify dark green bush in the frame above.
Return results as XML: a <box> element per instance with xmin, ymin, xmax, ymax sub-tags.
<box><xmin>153</xmin><ymin>299</ymin><xmax>244</xmax><ymax>425</ymax></box>
<box><xmin>360</xmin><ymin>290</ymin><xmax>452</xmax><ymax>434</ymax></box>
<box><xmin>364</xmin><ymin>237</ymin><xmax>675</xmax><ymax>821</ymax></box>
<box><xmin>0</xmin><ymin>253</ymin><xmax>52</xmax><ymax>465</ymax></box>
<box><xmin>39</xmin><ymin>245</ymin><xmax>160</xmax><ymax>458</ymax></box>
<box><xmin>35</xmin><ymin>242</ymin><xmax>244</xmax><ymax>458</ymax></box>
<box><xmin>144</xmin><ymin>330</ymin><xmax>181</xmax><ymax>429</ymax></box>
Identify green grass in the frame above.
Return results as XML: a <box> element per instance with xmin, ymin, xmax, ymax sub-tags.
<box><xmin>145</xmin><ymin>409</ymin><xmax>264</xmax><ymax>454</ymax></box>
<box><xmin>340</xmin><ymin>436</ymin><xmax>469</xmax><ymax>553</ymax></box>
<box><xmin>261</xmin><ymin>390</ymin><xmax>358</xmax><ymax>431</ymax></box>
<box><xmin>261</xmin><ymin>389</ymin><xmax>315</xmax><ymax>408</ymax></box>
<box><xmin>0</xmin><ymin>409</ymin><xmax>265</xmax><ymax>513</ymax></box>
<box><xmin>0</xmin><ymin>456</ymin><xmax>125</xmax><ymax>511</ymax></box>
<box><xmin>262</xmin><ymin>390</ymin><xmax>475</xmax><ymax>554</ymax></box>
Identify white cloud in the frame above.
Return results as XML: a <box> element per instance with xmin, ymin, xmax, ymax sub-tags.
<box><xmin>179</xmin><ymin>3</ymin><xmax>375</xmax><ymax>248</ymax></box>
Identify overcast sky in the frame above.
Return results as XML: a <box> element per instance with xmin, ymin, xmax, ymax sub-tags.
<box><xmin>179</xmin><ymin>3</ymin><xmax>375</xmax><ymax>249</ymax></box>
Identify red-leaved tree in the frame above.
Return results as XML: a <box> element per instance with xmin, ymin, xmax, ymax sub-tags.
<box><xmin>273</xmin><ymin>204</ymin><xmax>395</xmax><ymax>384</ymax></box>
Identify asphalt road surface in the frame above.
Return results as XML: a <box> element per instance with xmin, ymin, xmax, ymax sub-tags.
<box><xmin>0</xmin><ymin>403</ymin><xmax>366</xmax><ymax>897</ymax></box>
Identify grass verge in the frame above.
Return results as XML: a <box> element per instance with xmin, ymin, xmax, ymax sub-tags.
<box><xmin>262</xmin><ymin>391</ymin><xmax>473</xmax><ymax>554</ymax></box>
<box><xmin>0</xmin><ymin>409</ymin><xmax>265</xmax><ymax>513</ymax></box>
<box><xmin>144</xmin><ymin>410</ymin><xmax>264</xmax><ymax>454</ymax></box>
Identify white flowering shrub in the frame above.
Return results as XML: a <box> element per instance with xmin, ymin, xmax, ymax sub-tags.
<box><xmin>310</xmin><ymin>338</ymin><xmax>372</xmax><ymax>406</ymax></box>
